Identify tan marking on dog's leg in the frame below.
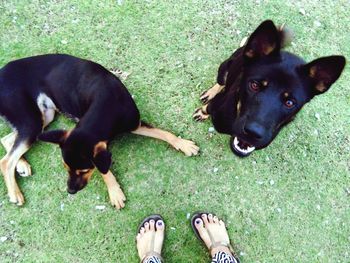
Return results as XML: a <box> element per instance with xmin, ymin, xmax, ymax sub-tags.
<box><xmin>193</xmin><ymin>104</ymin><xmax>210</xmax><ymax>122</ymax></box>
<box><xmin>93</xmin><ymin>141</ymin><xmax>108</xmax><ymax>156</ymax></box>
<box><xmin>101</xmin><ymin>171</ymin><xmax>126</xmax><ymax>210</ymax></box>
<box><xmin>1</xmin><ymin>132</ymin><xmax>17</xmax><ymax>151</ymax></box>
<box><xmin>1</xmin><ymin>132</ymin><xmax>31</xmax><ymax>177</ymax></box>
<box><xmin>200</xmin><ymin>83</ymin><xmax>224</xmax><ymax>104</ymax></box>
<box><xmin>132</xmin><ymin>125</ymin><xmax>199</xmax><ymax>156</ymax></box>
<box><xmin>0</xmin><ymin>141</ymin><xmax>30</xmax><ymax>205</ymax></box>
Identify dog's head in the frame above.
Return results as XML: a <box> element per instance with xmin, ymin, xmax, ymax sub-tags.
<box><xmin>223</xmin><ymin>20</ymin><xmax>345</xmax><ymax>157</ymax></box>
<box><xmin>38</xmin><ymin>130</ymin><xmax>111</xmax><ymax>194</ymax></box>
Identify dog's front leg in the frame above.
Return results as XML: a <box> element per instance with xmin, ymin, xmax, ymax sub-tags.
<box><xmin>102</xmin><ymin>171</ymin><xmax>126</xmax><ymax>210</ymax></box>
<box><xmin>132</xmin><ymin>124</ymin><xmax>200</xmax><ymax>156</ymax></box>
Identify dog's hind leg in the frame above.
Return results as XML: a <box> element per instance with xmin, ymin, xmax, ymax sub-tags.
<box><xmin>131</xmin><ymin>122</ymin><xmax>199</xmax><ymax>156</ymax></box>
<box><xmin>0</xmin><ymin>105</ymin><xmax>43</xmax><ymax>205</ymax></box>
<box><xmin>1</xmin><ymin>132</ymin><xmax>31</xmax><ymax>177</ymax></box>
<box><xmin>0</xmin><ymin>135</ymin><xmax>33</xmax><ymax>205</ymax></box>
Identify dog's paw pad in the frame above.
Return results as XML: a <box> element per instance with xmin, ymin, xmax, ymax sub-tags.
<box><xmin>109</xmin><ymin>187</ymin><xmax>126</xmax><ymax>210</ymax></box>
<box><xmin>193</xmin><ymin>108</ymin><xmax>209</xmax><ymax>122</ymax></box>
<box><xmin>173</xmin><ymin>138</ymin><xmax>200</xmax><ymax>156</ymax></box>
<box><xmin>16</xmin><ymin>159</ymin><xmax>32</xmax><ymax>177</ymax></box>
<box><xmin>8</xmin><ymin>189</ymin><xmax>25</xmax><ymax>206</ymax></box>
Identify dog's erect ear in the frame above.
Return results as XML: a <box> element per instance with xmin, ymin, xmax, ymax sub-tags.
<box><xmin>38</xmin><ymin>130</ymin><xmax>69</xmax><ymax>145</ymax></box>
<box><xmin>300</xmin><ymin>56</ymin><xmax>346</xmax><ymax>95</ymax></box>
<box><xmin>93</xmin><ymin>142</ymin><xmax>112</xmax><ymax>174</ymax></box>
<box><xmin>244</xmin><ymin>20</ymin><xmax>280</xmax><ymax>59</ymax></box>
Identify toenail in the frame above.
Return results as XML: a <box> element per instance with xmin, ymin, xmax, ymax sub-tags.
<box><xmin>157</xmin><ymin>221</ymin><xmax>163</xmax><ymax>226</ymax></box>
<box><xmin>196</xmin><ymin>219</ymin><xmax>201</xmax><ymax>225</ymax></box>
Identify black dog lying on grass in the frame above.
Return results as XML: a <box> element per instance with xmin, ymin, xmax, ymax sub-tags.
<box><xmin>194</xmin><ymin>20</ymin><xmax>345</xmax><ymax>157</ymax></box>
<box><xmin>0</xmin><ymin>54</ymin><xmax>199</xmax><ymax>208</ymax></box>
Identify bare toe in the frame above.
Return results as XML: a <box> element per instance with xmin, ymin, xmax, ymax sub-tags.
<box><xmin>207</xmin><ymin>213</ymin><xmax>214</xmax><ymax>223</ymax></box>
<box><xmin>149</xmin><ymin>220</ymin><xmax>155</xmax><ymax>231</ymax></box>
<box><xmin>140</xmin><ymin>227</ymin><xmax>145</xmax><ymax>235</ymax></box>
<box><xmin>156</xmin><ymin>220</ymin><xmax>165</xmax><ymax>231</ymax></box>
<box><xmin>213</xmin><ymin>216</ymin><xmax>219</xmax><ymax>223</ymax></box>
<box><xmin>194</xmin><ymin>218</ymin><xmax>211</xmax><ymax>249</ymax></box>
<box><xmin>154</xmin><ymin>220</ymin><xmax>165</xmax><ymax>254</ymax></box>
<box><xmin>144</xmin><ymin>222</ymin><xmax>150</xmax><ymax>231</ymax></box>
<box><xmin>202</xmin><ymin>213</ymin><xmax>209</xmax><ymax>224</ymax></box>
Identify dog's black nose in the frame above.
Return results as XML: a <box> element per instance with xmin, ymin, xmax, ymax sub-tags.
<box><xmin>67</xmin><ymin>188</ymin><xmax>77</xmax><ymax>194</ymax></box>
<box><xmin>244</xmin><ymin>122</ymin><xmax>265</xmax><ymax>140</ymax></box>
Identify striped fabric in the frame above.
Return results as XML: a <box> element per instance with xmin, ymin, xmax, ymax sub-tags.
<box><xmin>211</xmin><ymin>251</ymin><xmax>239</xmax><ymax>263</ymax></box>
<box><xmin>144</xmin><ymin>255</ymin><xmax>162</xmax><ymax>263</ymax></box>
<box><xmin>143</xmin><ymin>251</ymin><xmax>239</xmax><ymax>263</ymax></box>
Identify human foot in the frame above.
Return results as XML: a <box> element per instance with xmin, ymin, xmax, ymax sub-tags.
<box><xmin>136</xmin><ymin>215</ymin><xmax>165</xmax><ymax>262</ymax></box>
<box><xmin>191</xmin><ymin>212</ymin><xmax>236</xmax><ymax>258</ymax></box>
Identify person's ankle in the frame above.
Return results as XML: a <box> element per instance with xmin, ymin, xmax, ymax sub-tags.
<box><xmin>211</xmin><ymin>245</ymin><xmax>233</xmax><ymax>257</ymax></box>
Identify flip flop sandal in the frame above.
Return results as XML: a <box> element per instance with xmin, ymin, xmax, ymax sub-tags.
<box><xmin>191</xmin><ymin>212</ymin><xmax>240</xmax><ymax>263</ymax></box>
<box><xmin>137</xmin><ymin>214</ymin><xmax>164</xmax><ymax>263</ymax></box>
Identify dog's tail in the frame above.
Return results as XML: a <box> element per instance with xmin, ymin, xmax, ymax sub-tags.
<box><xmin>278</xmin><ymin>23</ymin><xmax>294</xmax><ymax>48</ymax></box>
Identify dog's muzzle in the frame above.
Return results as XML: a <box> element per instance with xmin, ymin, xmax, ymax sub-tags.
<box><xmin>230</xmin><ymin>136</ymin><xmax>255</xmax><ymax>157</ymax></box>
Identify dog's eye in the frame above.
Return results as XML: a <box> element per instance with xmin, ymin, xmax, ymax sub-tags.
<box><xmin>249</xmin><ymin>81</ymin><xmax>260</xmax><ymax>92</ymax></box>
<box><xmin>284</xmin><ymin>99</ymin><xmax>296</xmax><ymax>108</ymax></box>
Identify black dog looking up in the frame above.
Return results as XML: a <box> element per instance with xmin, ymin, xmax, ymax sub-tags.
<box><xmin>194</xmin><ymin>20</ymin><xmax>345</xmax><ymax>157</ymax></box>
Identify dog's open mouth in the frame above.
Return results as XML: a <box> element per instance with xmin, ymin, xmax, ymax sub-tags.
<box><xmin>231</xmin><ymin>136</ymin><xmax>255</xmax><ymax>156</ymax></box>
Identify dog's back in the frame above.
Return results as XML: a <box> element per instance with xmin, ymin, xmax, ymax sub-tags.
<box><xmin>0</xmin><ymin>54</ymin><xmax>132</xmax><ymax>119</ymax></box>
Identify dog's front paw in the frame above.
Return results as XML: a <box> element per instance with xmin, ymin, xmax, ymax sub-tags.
<box><xmin>16</xmin><ymin>159</ymin><xmax>32</xmax><ymax>177</ymax></box>
<box><xmin>108</xmin><ymin>186</ymin><xmax>126</xmax><ymax>210</ymax></box>
<box><xmin>200</xmin><ymin>89</ymin><xmax>215</xmax><ymax>104</ymax></box>
<box><xmin>200</xmin><ymin>84</ymin><xmax>224</xmax><ymax>103</ymax></box>
<box><xmin>173</xmin><ymin>138</ymin><xmax>199</xmax><ymax>156</ymax></box>
<box><xmin>193</xmin><ymin>108</ymin><xmax>209</xmax><ymax>122</ymax></box>
<box><xmin>8</xmin><ymin>187</ymin><xmax>25</xmax><ymax>206</ymax></box>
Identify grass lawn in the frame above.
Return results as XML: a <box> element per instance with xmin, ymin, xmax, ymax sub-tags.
<box><xmin>0</xmin><ymin>0</ymin><xmax>349</xmax><ymax>262</ymax></box>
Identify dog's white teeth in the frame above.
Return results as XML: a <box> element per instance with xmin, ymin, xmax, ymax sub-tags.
<box><xmin>233</xmin><ymin>137</ymin><xmax>240</xmax><ymax>148</ymax></box>
<box><xmin>233</xmin><ymin>137</ymin><xmax>255</xmax><ymax>154</ymax></box>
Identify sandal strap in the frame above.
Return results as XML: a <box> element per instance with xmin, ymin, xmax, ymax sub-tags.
<box><xmin>141</xmin><ymin>252</ymin><xmax>163</xmax><ymax>263</ymax></box>
<box><xmin>207</xmin><ymin>229</ymin><xmax>234</xmax><ymax>255</ymax></box>
<box><xmin>209</xmin><ymin>241</ymin><xmax>233</xmax><ymax>253</ymax></box>
<box><xmin>141</xmin><ymin>232</ymin><xmax>163</xmax><ymax>263</ymax></box>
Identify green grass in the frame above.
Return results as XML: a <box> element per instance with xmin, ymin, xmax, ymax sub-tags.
<box><xmin>0</xmin><ymin>0</ymin><xmax>349</xmax><ymax>262</ymax></box>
